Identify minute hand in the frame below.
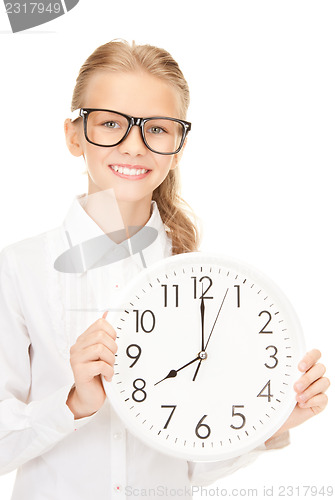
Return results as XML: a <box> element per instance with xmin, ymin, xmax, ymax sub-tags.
<box><xmin>204</xmin><ymin>287</ymin><xmax>229</xmax><ymax>350</ymax></box>
<box><xmin>200</xmin><ymin>295</ymin><xmax>205</xmax><ymax>351</ymax></box>
<box><xmin>192</xmin><ymin>288</ymin><xmax>229</xmax><ymax>382</ymax></box>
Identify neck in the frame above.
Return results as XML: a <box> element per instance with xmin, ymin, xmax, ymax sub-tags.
<box><xmin>117</xmin><ymin>198</ymin><xmax>153</xmax><ymax>230</ymax></box>
<box><xmin>83</xmin><ymin>188</ymin><xmax>152</xmax><ymax>243</ymax></box>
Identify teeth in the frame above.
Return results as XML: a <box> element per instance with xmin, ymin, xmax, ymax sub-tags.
<box><xmin>111</xmin><ymin>165</ymin><xmax>148</xmax><ymax>176</ymax></box>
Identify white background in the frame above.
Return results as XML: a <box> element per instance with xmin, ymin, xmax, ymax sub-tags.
<box><xmin>0</xmin><ymin>0</ymin><xmax>334</xmax><ymax>497</ymax></box>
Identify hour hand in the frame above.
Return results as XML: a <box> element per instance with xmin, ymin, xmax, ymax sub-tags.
<box><xmin>154</xmin><ymin>355</ymin><xmax>200</xmax><ymax>386</ymax></box>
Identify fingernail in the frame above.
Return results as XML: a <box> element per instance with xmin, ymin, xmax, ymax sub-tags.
<box><xmin>299</xmin><ymin>362</ymin><xmax>307</xmax><ymax>371</ymax></box>
<box><xmin>295</xmin><ymin>382</ymin><xmax>304</xmax><ymax>392</ymax></box>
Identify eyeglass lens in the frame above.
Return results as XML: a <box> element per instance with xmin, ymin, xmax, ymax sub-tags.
<box><xmin>86</xmin><ymin>110</ymin><xmax>184</xmax><ymax>154</ymax></box>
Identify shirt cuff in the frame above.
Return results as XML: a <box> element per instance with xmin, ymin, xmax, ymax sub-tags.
<box><xmin>188</xmin><ymin>447</ymin><xmax>264</xmax><ymax>486</ymax></box>
<box><xmin>263</xmin><ymin>430</ymin><xmax>291</xmax><ymax>450</ymax></box>
<box><xmin>189</xmin><ymin>432</ymin><xmax>291</xmax><ymax>486</ymax></box>
<box><xmin>65</xmin><ymin>384</ymin><xmax>100</xmax><ymax>431</ymax></box>
<box><xmin>27</xmin><ymin>382</ymin><xmax>99</xmax><ymax>436</ymax></box>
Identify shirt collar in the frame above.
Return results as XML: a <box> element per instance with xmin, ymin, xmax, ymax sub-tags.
<box><xmin>57</xmin><ymin>194</ymin><xmax>172</xmax><ymax>274</ymax></box>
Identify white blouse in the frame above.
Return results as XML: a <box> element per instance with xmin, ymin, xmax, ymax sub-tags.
<box><xmin>0</xmin><ymin>194</ymin><xmax>289</xmax><ymax>500</ymax></box>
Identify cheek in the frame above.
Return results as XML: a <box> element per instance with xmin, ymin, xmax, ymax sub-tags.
<box><xmin>156</xmin><ymin>156</ymin><xmax>177</xmax><ymax>174</ymax></box>
<box><xmin>84</xmin><ymin>148</ymin><xmax>109</xmax><ymax>169</ymax></box>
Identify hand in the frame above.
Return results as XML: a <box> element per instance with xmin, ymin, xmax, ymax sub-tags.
<box><xmin>266</xmin><ymin>349</ymin><xmax>330</xmax><ymax>443</ymax></box>
<box><xmin>294</xmin><ymin>348</ymin><xmax>329</xmax><ymax>418</ymax></box>
<box><xmin>66</xmin><ymin>311</ymin><xmax>118</xmax><ymax>419</ymax></box>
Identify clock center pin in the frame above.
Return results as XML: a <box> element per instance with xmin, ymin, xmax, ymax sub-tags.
<box><xmin>199</xmin><ymin>351</ymin><xmax>207</xmax><ymax>360</ymax></box>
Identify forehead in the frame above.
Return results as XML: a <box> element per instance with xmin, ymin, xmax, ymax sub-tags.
<box><xmin>82</xmin><ymin>71</ymin><xmax>181</xmax><ymax>118</ymax></box>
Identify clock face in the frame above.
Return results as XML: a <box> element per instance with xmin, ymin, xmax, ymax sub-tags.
<box><xmin>103</xmin><ymin>252</ymin><xmax>305</xmax><ymax>462</ymax></box>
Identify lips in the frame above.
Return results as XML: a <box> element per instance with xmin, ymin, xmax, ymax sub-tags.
<box><xmin>108</xmin><ymin>164</ymin><xmax>151</xmax><ymax>180</ymax></box>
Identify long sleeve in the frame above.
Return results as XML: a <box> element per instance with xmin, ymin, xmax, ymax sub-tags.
<box><xmin>2</xmin><ymin>197</ymin><xmax>216</xmax><ymax>498</ymax></box>
<box><xmin>0</xmin><ymin>248</ymin><xmax>96</xmax><ymax>476</ymax></box>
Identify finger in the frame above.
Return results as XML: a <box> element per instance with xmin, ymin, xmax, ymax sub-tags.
<box><xmin>297</xmin><ymin>393</ymin><xmax>328</xmax><ymax>414</ymax></box>
<box><xmin>83</xmin><ymin>360</ymin><xmax>115</xmax><ymax>383</ymax></box>
<box><xmin>294</xmin><ymin>363</ymin><xmax>326</xmax><ymax>393</ymax></box>
<box><xmin>80</xmin><ymin>317</ymin><xmax>117</xmax><ymax>341</ymax></box>
<box><xmin>296</xmin><ymin>376</ymin><xmax>330</xmax><ymax>403</ymax></box>
<box><xmin>102</xmin><ymin>311</ymin><xmax>108</xmax><ymax>319</ymax></box>
<box><xmin>86</xmin><ymin>332</ymin><xmax>118</xmax><ymax>354</ymax></box>
<box><xmin>96</xmin><ymin>317</ymin><xmax>116</xmax><ymax>338</ymax></box>
<box><xmin>70</xmin><ymin>344</ymin><xmax>115</xmax><ymax>373</ymax></box>
<box><xmin>73</xmin><ymin>330</ymin><xmax>118</xmax><ymax>356</ymax></box>
<box><xmin>298</xmin><ymin>348</ymin><xmax>322</xmax><ymax>372</ymax></box>
<box><xmin>80</xmin><ymin>343</ymin><xmax>116</xmax><ymax>365</ymax></box>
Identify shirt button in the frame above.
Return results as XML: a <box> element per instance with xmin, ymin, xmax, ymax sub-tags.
<box><xmin>114</xmin><ymin>485</ymin><xmax>122</xmax><ymax>492</ymax></box>
<box><xmin>113</xmin><ymin>433</ymin><xmax>122</xmax><ymax>440</ymax></box>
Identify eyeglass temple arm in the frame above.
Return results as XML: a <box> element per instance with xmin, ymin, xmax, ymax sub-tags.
<box><xmin>69</xmin><ymin>109</ymin><xmax>82</xmax><ymax>122</ymax></box>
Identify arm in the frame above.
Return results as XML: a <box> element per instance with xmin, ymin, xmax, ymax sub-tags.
<box><xmin>0</xmin><ymin>248</ymin><xmax>96</xmax><ymax>475</ymax></box>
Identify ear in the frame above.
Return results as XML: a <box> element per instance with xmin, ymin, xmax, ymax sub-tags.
<box><xmin>170</xmin><ymin>138</ymin><xmax>187</xmax><ymax>170</ymax></box>
<box><xmin>64</xmin><ymin>118</ymin><xmax>84</xmax><ymax>157</ymax></box>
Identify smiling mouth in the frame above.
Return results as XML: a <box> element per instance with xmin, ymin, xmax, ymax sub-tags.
<box><xmin>109</xmin><ymin>164</ymin><xmax>150</xmax><ymax>177</ymax></box>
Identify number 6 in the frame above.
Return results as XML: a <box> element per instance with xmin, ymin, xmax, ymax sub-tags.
<box><xmin>195</xmin><ymin>415</ymin><xmax>211</xmax><ymax>439</ymax></box>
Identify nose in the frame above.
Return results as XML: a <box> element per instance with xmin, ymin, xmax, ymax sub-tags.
<box><xmin>118</xmin><ymin>125</ymin><xmax>147</xmax><ymax>156</ymax></box>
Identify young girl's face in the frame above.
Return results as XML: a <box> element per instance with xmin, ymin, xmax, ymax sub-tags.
<box><xmin>65</xmin><ymin>70</ymin><xmax>183</xmax><ymax>209</ymax></box>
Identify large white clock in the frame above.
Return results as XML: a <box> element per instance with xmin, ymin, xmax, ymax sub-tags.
<box><xmin>103</xmin><ymin>252</ymin><xmax>305</xmax><ymax>462</ymax></box>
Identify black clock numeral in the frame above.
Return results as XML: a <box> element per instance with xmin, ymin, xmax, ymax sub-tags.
<box><xmin>191</xmin><ymin>276</ymin><xmax>213</xmax><ymax>299</ymax></box>
<box><xmin>230</xmin><ymin>405</ymin><xmax>246</xmax><ymax>429</ymax></box>
<box><xmin>257</xmin><ymin>380</ymin><xmax>273</xmax><ymax>402</ymax></box>
<box><xmin>265</xmin><ymin>345</ymin><xmax>279</xmax><ymax>369</ymax></box>
<box><xmin>195</xmin><ymin>415</ymin><xmax>211</xmax><ymax>439</ymax></box>
<box><xmin>134</xmin><ymin>309</ymin><xmax>156</xmax><ymax>333</ymax></box>
<box><xmin>234</xmin><ymin>284</ymin><xmax>241</xmax><ymax>307</ymax></box>
<box><xmin>258</xmin><ymin>311</ymin><xmax>273</xmax><ymax>334</ymax></box>
<box><xmin>132</xmin><ymin>378</ymin><xmax>147</xmax><ymax>402</ymax></box>
<box><xmin>161</xmin><ymin>405</ymin><xmax>177</xmax><ymax>429</ymax></box>
<box><xmin>161</xmin><ymin>284</ymin><xmax>179</xmax><ymax>307</ymax></box>
<box><xmin>126</xmin><ymin>344</ymin><xmax>142</xmax><ymax>368</ymax></box>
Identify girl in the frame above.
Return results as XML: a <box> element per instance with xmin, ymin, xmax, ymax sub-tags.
<box><xmin>0</xmin><ymin>40</ymin><xmax>329</xmax><ymax>499</ymax></box>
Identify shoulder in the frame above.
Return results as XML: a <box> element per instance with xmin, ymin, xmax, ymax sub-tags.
<box><xmin>0</xmin><ymin>226</ymin><xmax>65</xmax><ymax>276</ymax></box>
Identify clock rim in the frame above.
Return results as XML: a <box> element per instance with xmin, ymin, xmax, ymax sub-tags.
<box><xmin>103</xmin><ymin>251</ymin><xmax>306</xmax><ymax>462</ymax></box>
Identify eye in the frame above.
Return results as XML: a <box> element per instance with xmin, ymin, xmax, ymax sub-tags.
<box><xmin>102</xmin><ymin>121</ymin><xmax>121</xmax><ymax>129</ymax></box>
<box><xmin>148</xmin><ymin>126</ymin><xmax>166</xmax><ymax>134</ymax></box>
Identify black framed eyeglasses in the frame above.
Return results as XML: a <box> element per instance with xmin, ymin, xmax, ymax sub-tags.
<box><xmin>70</xmin><ymin>108</ymin><xmax>192</xmax><ymax>155</ymax></box>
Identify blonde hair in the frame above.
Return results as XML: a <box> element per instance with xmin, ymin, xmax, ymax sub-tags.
<box><xmin>71</xmin><ymin>39</ymin><xmax>201</xmax><ymax>254</ymax></box>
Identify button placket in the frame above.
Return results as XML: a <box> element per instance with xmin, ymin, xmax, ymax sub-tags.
<box><xmin>109</xmin><ymin>414</ymin><xmax>126</xmax><ymax>499</ymax></box>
